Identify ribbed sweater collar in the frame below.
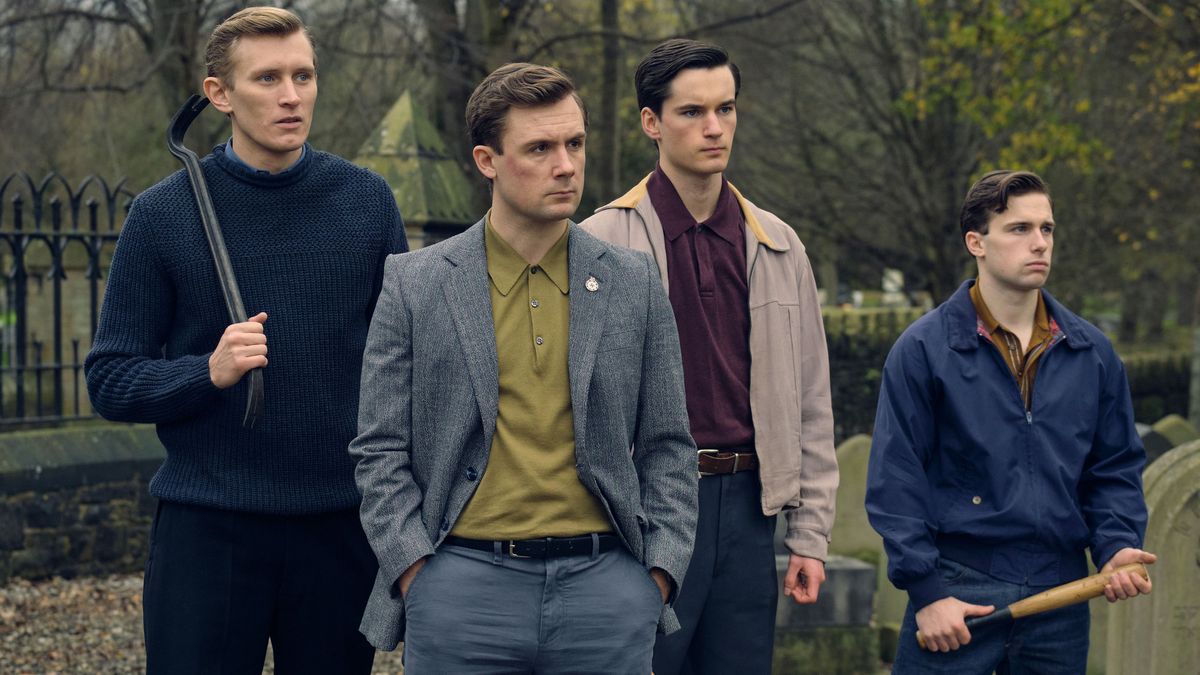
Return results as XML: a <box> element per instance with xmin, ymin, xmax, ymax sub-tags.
<box><xmin>210</xmin><ymin>142</ymin><xmax>314</xmax><ymax>188</ymax></box>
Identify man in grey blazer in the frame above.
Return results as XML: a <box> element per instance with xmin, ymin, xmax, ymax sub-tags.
<box><xmin>350</xmin><ymin>63</ymin><xmax>698</xmax><ymax>673</ymax></box>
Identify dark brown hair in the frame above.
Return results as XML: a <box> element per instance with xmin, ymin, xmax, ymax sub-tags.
<box><xmin>635</xmin><ymin>39</ymin><xmax>741</xmax><ymax>116</ymax></box>
<box><xmin>960</xmin><ymin>170</ymin><xmax>1051</xmax><ymax>243</ymax></box>
<box><xmin>465</xmin><ymin>63</ymin><xmax>587</xmax><ymax>153</ymax></box>
<box><xmin>205</xmin><ymin>7</ymin><xmax>315</xmax><ymax>87</ymax></box>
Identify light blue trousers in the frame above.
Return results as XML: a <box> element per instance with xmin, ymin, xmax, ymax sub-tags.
<box><xmin>402</xmin><ymin>541</ymin><xmax>662</xmax><ymax>674</ymax></box>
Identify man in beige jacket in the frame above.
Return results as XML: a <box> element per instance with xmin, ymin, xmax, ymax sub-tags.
<box><xmin>580</xmin><ymin>39</ymin><xmax>838</xmax><ymax>674</ymax></box>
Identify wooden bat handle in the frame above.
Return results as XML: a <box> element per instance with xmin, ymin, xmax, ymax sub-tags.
<box><xmin>1010</xmin><ymin>562</ymin><xmax>1148</xmax><ymax>617</ymax></box>
<box><xmin>916</xmin><ymin>562</ymin><xmax>1150</xmax><ymax>650</ymax></box>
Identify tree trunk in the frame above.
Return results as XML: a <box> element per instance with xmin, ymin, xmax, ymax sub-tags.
<box><xmin>1176</xmin><ymin>272</ymin><xmax>1198</xmax><ymax>328</ymax></box>
<box><xmin>1118</xmin><ymin>283</ymin><xmax>1142</xmax><ymax>345</ymax></box>
<box><xmin>1140</xmin><ymin>271</ymin><xmax>1167</xmax><ymax>343</ymax></box>
<box><xmin>1191</xmin><ymin>323</ymin><xmax>1200</xmax><ymax>424</ymax></box>
<box><xmin>151</xmin><ymin>0</ymin><xmax>214</xmax><ymax>152</ymax></box>
<box><xmin>595</xmin><ymin>0</ymin><xmax>621</xmax><ymax>201</ymax></box>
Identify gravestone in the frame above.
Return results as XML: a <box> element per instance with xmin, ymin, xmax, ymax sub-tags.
<box><xmin>1105</xmin><ymin>439</ymin><xmax>1200</xmax><ymax>674</ymax></box>
<box><xmin>773</xmin><ymin>555</ymin><xmax>878</xmax><ymax>675</ymax></box>
<box><xmin>881</xmin><ymin>269</ymin><xmax>909</xmax><ymax>308</ymax></box>
<box><xmin>827</xmin><ymin>435</ymin><xmax>907</xmax><ymax>633</ymax></box>
<box><xmin>1140</xmin><ymin>414</ymin><xmax>1199</xmax><ymax>466</ymax></box>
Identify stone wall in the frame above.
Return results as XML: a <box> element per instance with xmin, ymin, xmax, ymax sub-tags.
<box><xmin>0</xmin><ymin>424</ymin><xmax>163</xmax><ymax>583</ymax></box>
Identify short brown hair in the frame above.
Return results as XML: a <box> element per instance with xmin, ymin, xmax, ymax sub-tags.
<box><xmin>465</xmin><ymin>63</ymin><xmax>588</xmax><ymax>153</ymax></box>
<box><xmin>960</xmin><ymin>170</ymin><xmax>1050</xmax><ymax>244</ymax></box>
<box><xmin>205</xmin><ymin>7</ymin><xmax>315</xmax><ymax>86</ymax></box>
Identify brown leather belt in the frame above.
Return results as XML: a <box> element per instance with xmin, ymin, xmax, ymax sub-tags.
<box><xmin>697</xmin><ymin>449</ymin><xmax>758</xmax><ymax>476</ymax></box>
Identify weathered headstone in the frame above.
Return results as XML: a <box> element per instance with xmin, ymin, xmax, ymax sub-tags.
<box><xmin>1140</xmin><ymin>414</ymin><xmax>1199</xmax><ymax>466</ymax></box>
<box><xmin>773</xmin><ymin>555</ymin><xmax>878</xmax><ymax>675</ymax></box>
<box><xmin>1105</xmin><ymin>439</ymin><xmax>1200</xmax><ymax>674</ymax></box>
<box><xmin>826</xmin><ymin>435</ymin><xmax>907</xmax><ymax>633</ymax></box>
<box><xmin>881</xmin><ymin>269</ymin><xmax>909</xmax><ymax>308</ymax></box>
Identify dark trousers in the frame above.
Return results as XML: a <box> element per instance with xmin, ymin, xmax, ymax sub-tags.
<box><xmin>893</xmin><ymin>559</ymin><xmax>1089</xmax><ymax>674</ymax></box>
<box><xmin>652</xmin><ymin>470</ymin><xmax>779</xmax><ymax>675</ymax></box>
<box><xmin>143</xmin><ymin>501</ymin><xmax>377</xmax><ymax>675</ymax></box>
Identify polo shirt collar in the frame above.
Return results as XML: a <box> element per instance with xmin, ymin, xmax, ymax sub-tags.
<box><xmin>647</xmin><ymin>164</ymin><xmax>741</xmax><ymax>245</ymax></box>
<box><xmin>485</xmin><ymin>214</ymin><xmax>570</xmax><ymax>297</ymax></box>
<box><xmin>969</xmin><ymin>278</ymin><xmax>1050</xmax><ymax>338</ymax></box>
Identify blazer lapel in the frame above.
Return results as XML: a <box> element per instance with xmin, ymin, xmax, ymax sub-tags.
<box><xmin>442</xmin><ymin>220</ymin><xmax>499</xmax><ymax>442</ymax></box>
<box><xmin>567</xmin><ymin>225</ymin><xmax>614</xmax><ymax>454</ymax></box>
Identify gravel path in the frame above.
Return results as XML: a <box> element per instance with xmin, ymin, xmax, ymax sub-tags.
<box><xmin>0</xmin><ymin>574</ymin><xmax>405</xmax><ymax>674</ymax></box>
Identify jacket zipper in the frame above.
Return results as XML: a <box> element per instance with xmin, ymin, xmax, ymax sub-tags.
<box><xmin>984</xmin><ymin>334</ymin><xmax>1060</xmax><ymax>555</ymax></box>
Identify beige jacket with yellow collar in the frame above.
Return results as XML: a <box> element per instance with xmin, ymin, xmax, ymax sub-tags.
<box><xmin>580</xmin><ymin>175</ymin><xmax>838</xmax><ymax>560</ymax></box>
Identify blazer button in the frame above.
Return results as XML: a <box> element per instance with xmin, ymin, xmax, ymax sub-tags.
<box><xmin>465</xmin><ymin>467</ymin><xmax>478</xmax><ymax>481</ymax></box>
<box><xmin>971</xmin><ymin>496</ymin><xmax>982</xmax><ymax>505</ymax></box>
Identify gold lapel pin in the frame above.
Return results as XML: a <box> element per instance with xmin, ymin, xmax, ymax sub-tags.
<box><xmin>585</xmin><ymin>276</ymin><xmax>600</xmax><ymax>292</ymax></box>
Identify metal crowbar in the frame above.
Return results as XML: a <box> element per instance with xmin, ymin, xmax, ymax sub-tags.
<box><xmin>166</xmin><ymin>95</ymin><xmax>264</xmax><ymax>429</ymax></box>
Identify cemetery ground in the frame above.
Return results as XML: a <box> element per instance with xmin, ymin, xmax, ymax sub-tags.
<box><xmin>0</xmin><ymin>573</ymin><xmax>406</xmax><ymax>674</ymax></box>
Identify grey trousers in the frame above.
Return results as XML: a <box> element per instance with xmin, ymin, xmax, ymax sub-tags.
<box><xmin>402</xmin><ymin>541</ymin><xmax>663</xmax><ymax>674</ymax></box>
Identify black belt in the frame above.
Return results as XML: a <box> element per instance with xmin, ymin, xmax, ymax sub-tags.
<box><xmin>444</xmin><ymin>533</ymin><xmax>619</xmax><ymax>559</ymax></box>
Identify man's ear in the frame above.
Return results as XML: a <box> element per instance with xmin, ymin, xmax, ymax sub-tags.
<box><xmin>965</xmin><ymin>230</ymin><xmax>986</xmax><ymax>258</ymax></box>
<box><xmin>640</xmin><ymin>107</ymin><xmax>662</xmax><ymax>142</ymax></box>
<box><xmin>204</xmin><ymin>77</ymin><xmax>233</xmax><ymax>114</ymax></box>
<box><xmin>472</xmin><ymin>144</ymin><xmax>498</xmax><ymax>181</ymax></box>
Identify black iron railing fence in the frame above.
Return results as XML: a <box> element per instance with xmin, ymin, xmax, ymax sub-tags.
<box><xmin>0</xmin><ymin>172</ymin><xmax>134</xmax><ymax>427</ymax></box>
<box><xmin>0</xmin><ymin>171</ymin><xmax>1189</xmax><ymax>432</ymax></box>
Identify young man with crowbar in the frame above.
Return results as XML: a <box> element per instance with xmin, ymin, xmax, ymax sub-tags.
<box><xmin>86</xmin><ymin>7</ymin><xmax>407</xmax><ymax>673</ymax></box>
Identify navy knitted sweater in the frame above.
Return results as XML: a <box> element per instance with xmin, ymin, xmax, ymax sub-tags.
<box><xmin>85</xmin><ymin>144</ymin><xmax>408</xmax><ymax>514</ymax></box>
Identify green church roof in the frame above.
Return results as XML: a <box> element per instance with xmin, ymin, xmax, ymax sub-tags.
<box><xmin>355</xmin><ymin>91</ymin><xmax>476</xmax><ymax>228</ymax></box>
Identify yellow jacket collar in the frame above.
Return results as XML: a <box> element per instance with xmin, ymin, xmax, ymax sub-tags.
<box><xmin>600</xmin><ymin>173</ymin><xmax>784</xmax><ymax>251</ymax></box>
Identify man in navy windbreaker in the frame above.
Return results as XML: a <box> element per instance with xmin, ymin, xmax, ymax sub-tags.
<box><xmin>866</xmin><ymin>170</ymin><xmax>1154</xmax><ymax>674</ymax></box>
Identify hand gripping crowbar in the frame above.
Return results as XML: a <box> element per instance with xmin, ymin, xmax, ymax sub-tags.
<box><xmin>166</xmin><ymin>95</ymin><xmax>264</xmax><ymax>428</ymax></box>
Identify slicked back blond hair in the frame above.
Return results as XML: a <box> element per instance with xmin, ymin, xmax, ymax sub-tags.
<box><xmin>205</xmin><ymin>7</ymin><xmax>315</xmax><ymax>87</ymax></box>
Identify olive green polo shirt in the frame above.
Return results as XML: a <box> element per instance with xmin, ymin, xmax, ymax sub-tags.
<box><xmin>450</xmin><ymin>219</ymin><xmax>611</xmax><ymax>539</ymax></box>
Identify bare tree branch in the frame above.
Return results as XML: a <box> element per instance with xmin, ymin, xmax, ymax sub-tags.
<box><xmin>518</xmin><ymin>0</ymin><xmax>807</xmax><ymax>61</ymax></box>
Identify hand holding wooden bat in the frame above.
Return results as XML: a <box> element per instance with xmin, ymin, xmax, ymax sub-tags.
<box><xmin>1099</xmin><ymin>548</ymin><xmax>1157</xmax><ymax>602</ymax></box>
<box><xmin>916</xmin><ymin>561</ymin><xmax>1152</xmax><ymax>651</ymax></box>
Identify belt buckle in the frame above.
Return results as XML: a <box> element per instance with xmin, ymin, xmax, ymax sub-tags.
<box><xmin>508</xmin><ymin>541</ymin><xmax>532</xmax><ymax>559</ymax></box>
<box><xmin>698</xmin><ymin>448</ymin><xmax>723</xmax><ymax>478</ymax></box>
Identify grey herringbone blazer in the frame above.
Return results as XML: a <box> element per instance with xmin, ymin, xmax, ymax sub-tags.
<box><xmin>350</xmin><ymin>220</ymin><xmax>697</xmax><ymax>651</ymax></box>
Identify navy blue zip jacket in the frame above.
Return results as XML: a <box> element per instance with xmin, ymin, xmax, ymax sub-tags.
<box><xmin>866</xmin><ymin>280</ymin><xmax>1146</xmax><ymax>610</ymax></box>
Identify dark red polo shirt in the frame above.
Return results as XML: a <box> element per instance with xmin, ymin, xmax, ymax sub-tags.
<box><xmin>647</xmin><ymin>166</ymin><xmax>755</xmax><ymax>450</ymax></box>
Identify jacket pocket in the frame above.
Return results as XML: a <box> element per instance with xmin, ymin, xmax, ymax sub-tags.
<box><xmin>596</xmin><ymin>328</ymin><xmax>642</xmax><ymax>353</ymax></box>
